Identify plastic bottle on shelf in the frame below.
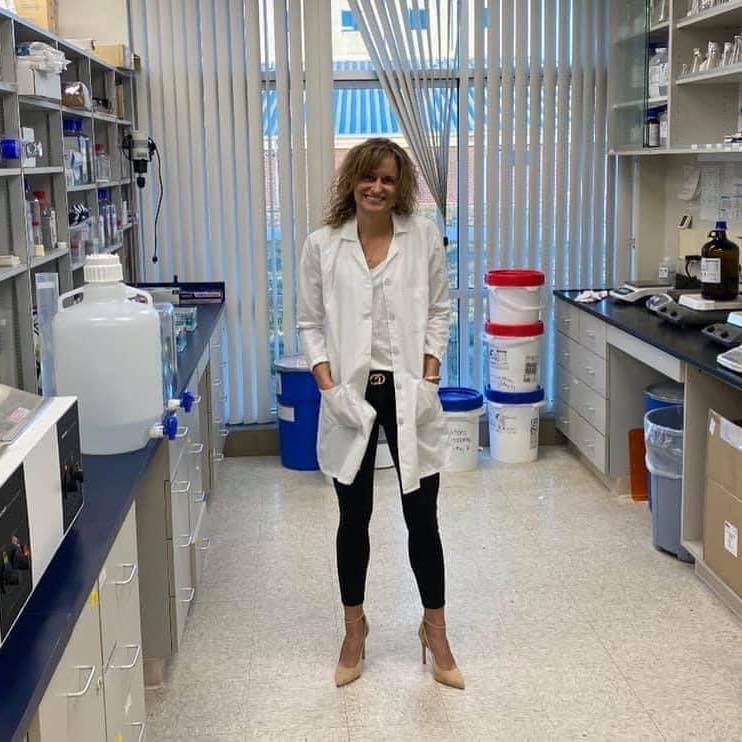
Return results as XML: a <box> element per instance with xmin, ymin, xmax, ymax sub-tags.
<box><xmin>25</xmin><ymin>188</ymin><xmax>43</xmax><ymax>254</ymax></box>
<box><xmin>701</xmin><ymin>221</ymin><xmax>740</xmax><ymax>302</ymax></box>
<box><xmin>690</xmin><ymin>48</ymin><xmax>704</xmax><ymax>74</ymax></box>
<box><xmin>648</xmin><ymin>48</ymin><xmax>668</xmax><ymax>98</ymax></box>
<box><xmin>95</xmin><ymin>143</ymin><xmax>112</xmax><ymax>184</ymax></box>
<box><xmin>647</xmin><ymin>115</ymin><xmax>660</xmax><ymax>148</ymax></box>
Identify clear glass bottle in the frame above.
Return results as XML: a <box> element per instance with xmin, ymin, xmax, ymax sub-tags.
<box><xmin>706</xmin><ymin>41</ymin><xmax>721</xmax><ymax>70</ymax></box>
<box><xmin>722</xmin><ymin>41</ymin><xmax>734</xmax><ymax>66</ymax></box>
<box><xmin>95</xmin><ymin>144</ymin><xmax>112</xmax><ymax>184</ymax></box>
<box><xmin>658</xmin><ymin>255</ymin><xmax>676</xmax><ymax>285</ymax></box>
<box><xmin>690</xmin><ymin>47</ymin><xmax>704</xmax><ymax>74</ymax></box>
<box><xmin>650</xmin><ymin>0</ymin><xmax>668</xmax><ymax>25</ymax></box>
<box><xmin>733</xmin><ymin>35</ymin><xmax>742</xmax><ymax>65</ymax></box>
<box><xmin>686</xmin><ymin>0</ymin><xmax>700</xmax><ymax>16</ymax></box>
<box><xmin>25</xmin><ymin>190</ymin><xmax>42</xmax><ymax>252</ymax></box>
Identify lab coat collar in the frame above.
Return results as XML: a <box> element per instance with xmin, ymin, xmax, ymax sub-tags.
<box><xmin>339</xmin><ymin>212</ymin><xmax>411</xmax><ymax>243</ymax></box>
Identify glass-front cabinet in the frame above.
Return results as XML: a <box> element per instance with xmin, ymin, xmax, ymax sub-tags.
<box><xmin>609</xmin><ymin>0</ymin><xmax>670</xmax><ymax>152</ymax></box>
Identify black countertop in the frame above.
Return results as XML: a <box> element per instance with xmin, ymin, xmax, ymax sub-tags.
<box><xmin>554</xmin><ymin>290</ymin><xmax>742</xmax><ymax>392</ymax></box>
<box><xmin>0</xmin><ymin>298</ymin><xmax>225</xmax><ymax>742</ymax></box>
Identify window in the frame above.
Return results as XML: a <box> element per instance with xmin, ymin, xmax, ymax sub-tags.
<box><xmin>407</xmin><ymin>9</ymin><xmax>428</xmax><ymax>30</ymax></box>
<box><xmin>341</xmin><ymin>9</ymin><xmax>358</xmax><ymax>31</ymax></box>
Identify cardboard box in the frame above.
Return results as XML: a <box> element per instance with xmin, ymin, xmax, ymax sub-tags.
<box><xmin>703</xmin><ymin>410</ymin><xmax>742</xmax><ymax>597</ymax></box>
<box><xmin>95</xmin><ymin>44</ymin><xmax>139</xmax><ymax>72</ymax></box>
<box><xmin>16</xmin><ymin>61</ymin><xmax>61</xmax><ymax>100</ymax></box>
<box><xmin>16</xmin><ymin>0</ymin><xmax>57</xmax><ymax>32</ymax></box>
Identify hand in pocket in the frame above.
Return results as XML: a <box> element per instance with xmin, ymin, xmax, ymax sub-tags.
<box><xmin>322</xmin><ymin>385</ymin><xmax>374</xmax><ymax>431</ymax></box>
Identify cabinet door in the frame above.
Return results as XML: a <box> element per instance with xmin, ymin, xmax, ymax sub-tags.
<box><xmin>28</xmin><ymin>589</ymin><xmax>106</xmax><ymax>742</ymax></box>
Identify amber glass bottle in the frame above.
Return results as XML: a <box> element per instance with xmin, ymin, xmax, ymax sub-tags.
<box><xmin>701</xmin><ymin>221</ymin><xmax>740</xmax><ymax>301</ymax></box>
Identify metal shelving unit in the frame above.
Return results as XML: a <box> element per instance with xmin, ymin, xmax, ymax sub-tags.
<box><xmin>0</xmin><ymin>8</ymin><xmax>141</xmax><ymax>393</ymax></box>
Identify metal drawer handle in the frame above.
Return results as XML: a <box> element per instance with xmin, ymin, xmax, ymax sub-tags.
<box><xmin>180</xmin><ymin>586</ymin><xmax>196</xmax><ymax>604</ymax></box>
<box><xmin>176</xmin><ymin>534</ymin><xmax>192</xmax><ymax>549</ymax></box>
<box><xmin>213</xmin><ymin>452</ymin><xmax>225</xmax><ymax>462</ymax></box>
<box><xmin>585</xmin><ymin>367</ymin><xmax>595</xmax><ymax>375</ymax></box>
<box><xmin>199</xmin><ymin>537</ymin><xmax>212</xmax><ymax>552</ymax></box>
<box><xmin>112</xmin><ymin>563</ymin><xmax>138</xmax><ymax>586</ymax></box>
<box><xmin>172</xmin><ymin>480</ymin><xmax>191</xmax><ymax>495</ymax></box>
<box><xmin>130</xmin><ymin>722</ymin><xmax>146</xmax><ymax>742</ymax></box>
<box><xmin>214</xmin><ymin>417</ymin><xmax>224</xmax><ymax>425</ymax></box>
<box><xmin>110</xmin><ymin>643</ymin><xmax>141</xmax><ymax>670</ymax></box>
<box><xmin>212</xmin><ymin>379</ymin><xmax>223</xmax><ymax>388</ymax></box>
<box><xmin>63</xmin><ymin>665</ymin><xmax>96</xmax><ymax>697</ymax></box>
<box><xmin>561</xmin><ymin>317</ymin><xmax>571</xmax><ymax>323</ymax></box>
<box><xmin>192</xmin><ymin>490</ymin><xmax>207</xmax><ymax>504</ymax></box>
<box><xmin>219</xmin><ymin>428</ymin><xmax>229</xmax><ymax>437</ymax></box>
<box><xmin>586</xmin><ymin>331</ymin><xmax>596</xmax><ymax>338</ymax></box>
<box><xmin>175</xmin><ymin>426</ymin><xmax>189</xmax><ymax>439</ymax></box>
<box><xmin>211</xmin><ymin>341</ymin><xmax>222</xmax><ymax>349</ymax></box>
<box><xmin>190</xmin><ymin>443</ymin><xmax>204</xmax><ymax>454</ymax></box>
<box><xmin>560</xmin><ymin>418</ymin><xmax>570</xmax><ymax>426</ymax></box>
<box><xmin>585</xmin><ymin>405</ymin><xmax>596</xmax><ymax>413</ymax></box>
<box><xmin>560</xmin><ymin>384</ymin><xmax>570</xmax><ymax>392</ymax></box>
<box><xmin>584</xmin><ymin>441</ymin><xmax>595</xmax><ymax>449</ymax></box>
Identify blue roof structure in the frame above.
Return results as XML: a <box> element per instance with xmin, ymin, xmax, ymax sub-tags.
<box><xmin>262</xmin><ymin>61</ymin><xmax>477</xmax><ymax>137</ymax></box>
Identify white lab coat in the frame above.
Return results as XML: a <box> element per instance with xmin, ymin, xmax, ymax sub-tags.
<box><xmin>297</xmin><ymin>213</ymin><xmax>450</xmax><ymax>494</ymax></box>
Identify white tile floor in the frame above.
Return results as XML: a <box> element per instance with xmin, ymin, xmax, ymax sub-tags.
<box><xmin>146</xmin><ymin>448</ymin><xmax>742</xmax><ymax>741</ymax></box>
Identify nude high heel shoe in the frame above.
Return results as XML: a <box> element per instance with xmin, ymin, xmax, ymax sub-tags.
<box><xmin>418</xmin><ymin>619</ymin><xmax>465</xmax><ymax>690</ymax></box>
<box><xmin>335</xmin><ymin>614</ymin><xmax>369</xmax><ymax>687</ymax></box>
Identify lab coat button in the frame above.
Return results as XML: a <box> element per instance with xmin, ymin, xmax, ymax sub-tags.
<box><xmin>391</xmin><ymin>347</ymin><xmax>399</xmax><ymax>355</ymax></box>
<box><xmin>388</xmin><ymin>312</ymin><xmax>395</xmax><ymax>321</ymax></box>
<box><xmin>395</xmin><ymin>382</ymin><xmax>402</xmax><ymax>390</ymax></box>
<box><xmin>397</xmin><ymin>417</ymin><xmax>404</xmax><ymax>426</ymax></box>
<box><xmin>384</xmin><ymin>278</ymin><xmax>392</xmax><ymax>286</ymax></box>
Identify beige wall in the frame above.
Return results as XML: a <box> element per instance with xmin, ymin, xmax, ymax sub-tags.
<box><xmin>57</xmin><ymin>0</ymin><xmax>129</xmax><ymax>46</ymax></box>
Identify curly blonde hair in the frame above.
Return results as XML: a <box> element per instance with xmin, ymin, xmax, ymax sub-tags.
<box><xmin>324</xmin><ymin>138</ymin><xmax>418</xmax><ymax>228</ymax></box>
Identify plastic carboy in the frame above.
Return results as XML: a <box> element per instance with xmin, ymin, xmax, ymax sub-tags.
<box><xmin>52</xmin><ymin>254</ymin><xmax>163</xmax><ymax>454</ymax></box>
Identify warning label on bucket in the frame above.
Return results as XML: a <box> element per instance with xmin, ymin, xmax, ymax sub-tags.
<box><xmin>529</xmin><ymin>418</ymin><xmax>539</xmax><ymax>449</ymax></box>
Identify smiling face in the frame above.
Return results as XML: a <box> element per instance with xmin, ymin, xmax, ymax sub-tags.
<box><xmin>352</xmin><ymin>155</ymin><xmax>399</xmax><ymax>220</ymax></box>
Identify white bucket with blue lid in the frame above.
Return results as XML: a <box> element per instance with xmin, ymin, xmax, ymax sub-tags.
<box><xmin>439</xmin><ymin>387</ymin><xmax>484</xmax><ymax>472</ymax></box>
<box><xmin>486</xmin><ymin>386</ymin><xmax>545</xmax><ymax>464</ymax></box>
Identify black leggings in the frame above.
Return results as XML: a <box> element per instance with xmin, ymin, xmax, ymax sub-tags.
<box><xmin>334</xmin><ymin>371</ymin><xmax>445</xmax><ymax>609</ymax></box>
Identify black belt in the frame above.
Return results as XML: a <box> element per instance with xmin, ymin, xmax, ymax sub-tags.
<box><xmin>368</xmin><ymin>370</ymin><xmax>392</xmax><ymax>386</ymax></box>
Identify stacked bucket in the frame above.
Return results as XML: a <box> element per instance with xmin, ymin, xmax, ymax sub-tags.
<box><xmin>484</xmin><ymin>270</ymin><xmax>546</xmax><ymax>463</ymax></box>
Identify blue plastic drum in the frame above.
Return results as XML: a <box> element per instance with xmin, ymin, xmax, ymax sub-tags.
<box><xmin>275</xmin><ymin>355</ymin><xmax>320</xmax><ymax>471</ymax></box>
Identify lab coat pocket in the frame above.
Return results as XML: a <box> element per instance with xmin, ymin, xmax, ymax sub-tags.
<box><xmin>416</xmin><ymin>379</ymin><xmax>443</xmax><ymax>427</ymax></box>
<box><xmin>321</xmin><ymin>384</ymin><xmax>375</xmax><ymax>433</ymax></box>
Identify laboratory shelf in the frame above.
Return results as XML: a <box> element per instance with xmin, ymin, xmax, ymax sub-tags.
<box><xmin>67</xmin><ymin>182</ymin><xmax>98</xmax><ymax>192</ymax></box>
<box><xmin>30</xmin><ymin>246</ymin><xmax>70</xmax><ymax>269</ymax></box>
<box><xmin>615</xmin><ymin>20</ymin><xmax>669</xmax><ymax>45</ymax></box>
<box><xmin>18</xmin><ymin>95</ymin><xmax>61</xmax><ymax>112</ymax></box>
<box><xmin>61</xmin><ymin>105</ymin><xmax>93</xmax><ymax>119</ymax></box>
<box><xmin>675</xmin><ymin>63</ymin><xmax>742</xmax><ymax>86</ymax></box>
<box><xmin>0</xmin><ymin>262</ymin><xmax>28</xmax><ymax>283</ymax></box>
<box><xmin>93</xmin><ymin>112</ymin><xmax>118</xmax><ymax>123</ymax></box>
<box><xmin>24</xmin><ymin>166</ymin><xmax>64</xmax><ymax>175</ymax></box>
<box><xmin>612</xmin><ymin>95</ymin><xmax>668</xmax><ymax>111</ymax></box>
<box><xmin>105</xmin><ymin>243</ymin><xmax>124</xmax><ymax>254</ymax></box>
<box><xmin>70</xmin><ymin>258</ymin><xmax>85</xmax><ymax>271</ymax></box>
<box><xmin>0</xmin><ymin>81</ymin><xmax>17</xmax><ymax>94</ymax></box>
<box><xmin>118</xmin><ymin>118</ymin><xmax>132</xmax><ymax>126</ymax></box>
<box><xmin>0</xmin><ymin>168</ymin><xmax>21</xmax><ymax>177</ymax></box>
<box><xmin>676</xmin><ymin>0</ymin><xmax>742</xmax><ymax>31</ymax></box>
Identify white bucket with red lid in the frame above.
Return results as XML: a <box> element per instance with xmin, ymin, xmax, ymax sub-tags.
<box><xmin>484</xmin><ymin>321</ymin><xmax>544</xmax><ymax>394</ymax></box>
<box><xmin>485</xmin><ymin>269</ymin><xmax>545</xmax><ymax>325</ymax></box>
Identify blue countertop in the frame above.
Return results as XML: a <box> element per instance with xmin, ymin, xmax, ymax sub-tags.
<box><xmin>554</xmin><ymin>290</ymin><xmax>742</xmax><ymax>392</ymax></box>
<box><xmin>0</xmin><ymin>298</ymin><xmax>225</xmax><ymax>742</ymax></box>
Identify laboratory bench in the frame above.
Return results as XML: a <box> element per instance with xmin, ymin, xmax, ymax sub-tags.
<box><xmin>0</xmin><ymin>291</ymin><xmax>228</xmax><ymax>742</ymax></box>
<box><xmin>555</xmin><ymin>290</ymin><xmax>742</xmax><ymax>621</ymax></box>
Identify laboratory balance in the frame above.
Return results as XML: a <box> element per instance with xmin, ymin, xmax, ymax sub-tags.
<box><xmin>704</xmin><ymin>310</ymin><xmax>742</xmax><ymax>348</ymax></box>
<box><xmin>609</xmin><ymin>281</ymin><xmax>672</xmax><ymax>303</ymax></box>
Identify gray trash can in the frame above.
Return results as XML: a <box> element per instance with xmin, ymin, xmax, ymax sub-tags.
<box><xmin>644</xmin><ymin>405</ymin><xmax>693</xmax><ymax>563</ymax></box>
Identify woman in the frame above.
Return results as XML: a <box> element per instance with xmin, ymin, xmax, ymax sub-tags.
<box><xmin>297</xmin><ymin>138</ymin><xmax>463</xmax><ymax>690</ymax></box>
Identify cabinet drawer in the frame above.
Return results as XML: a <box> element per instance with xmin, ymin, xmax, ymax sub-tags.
<box><xmin>555</xmin><ymin>332</ymin><xmax>576</xmax><ymax>374</ymax></box>
<box><xmin>190</xmin><ymin>502</ymin><xmax>210</xmax><ymax>586</ymax></box>
<box><xmin>574</xmin><ymin>413</ymin><xmax>607</xmax><ymax>474</ymax></box>
<box><xmin>28</xmin><ymin>590</ymin><xmax>106</xmax><ymax>742</ymax></box>
<box><xmin>575</xmin><ymin>344</ymin><xmax>607</xmax><ymax>397</ymax></box>
<box><xmin>555</xmin><ymin>399</ymin><xmax>574</xmax><ymax>441</ymax></box>
<box><xmin>168</xmin><ymin>531</ymin><xmax>194</xmax><ymax>650</ymax></box>
<box><xmin>99</xmin><ymin>505</ymin><xmax>139</xmax><ymax>669</ymax></box>
<box><xmin>555</xmin><ymin>363</ymin><xmax>579</xmax><ymax>407</ymax></box>
<box><xmin>572</xmin><ymin>382</ymin><xmax>607</xmax><ymax>436</ymax></box>
<box><xmin>555</xmin><ymin>299</ymin><xmax>579</xmax><ymax>340</ymax></box>
<box><xmin>578</xmin><ymin>311</ymin><xmax>607</xmax><ymax>359</ymax></box>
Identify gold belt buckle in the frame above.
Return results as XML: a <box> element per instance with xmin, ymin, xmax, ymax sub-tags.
<box><xmin>369</xmin><ymin>373</ymin><xmax>386</xmax><ymax>386</ymax></box>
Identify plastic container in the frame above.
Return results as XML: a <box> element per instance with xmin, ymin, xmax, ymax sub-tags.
<box><xmin>275</xmin><ymin>354</ymin><xmax>320</xmax><ymax>471</ymax></box>
<box><xmin>485</xmin><ymin>386</ymin><xmax>545</xmax><ymax>464</ymax></box>
<box><xmin>644</xmin><ymin>405</ymin><xmax>693</xmax><ymax>562</ymax></box>
<box><xmin>155</xmin><ymin>303</ymin><xmax>178</xmax><ymax>404</ymax></box>
<box><xmin>485</xmin><ymin>270</ymin><xmax>545</xmax><ymax>324</ymax></box>
<box><xmin>645</xmin><ymin>382</ymin><xmax>683</xmax><ymax>413</ymax></box>
<box><xmin>484</xmin><ymin>321</ymin><xmax>543</xmax><ymax>393</ymax></box>
<box><xmin>439</xmin><ymin>387</ymin><xmax>484</xmax><ymax>472</ymax></box>
<box><xmin>95</xmin><ymin>143</ymin><xmax>112</xmax><ymax>184</ymax></box>
<box><xmin>52</xmin><ymin>254</ymin><xmax>163</xmax><ymax>455</ymax></box>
